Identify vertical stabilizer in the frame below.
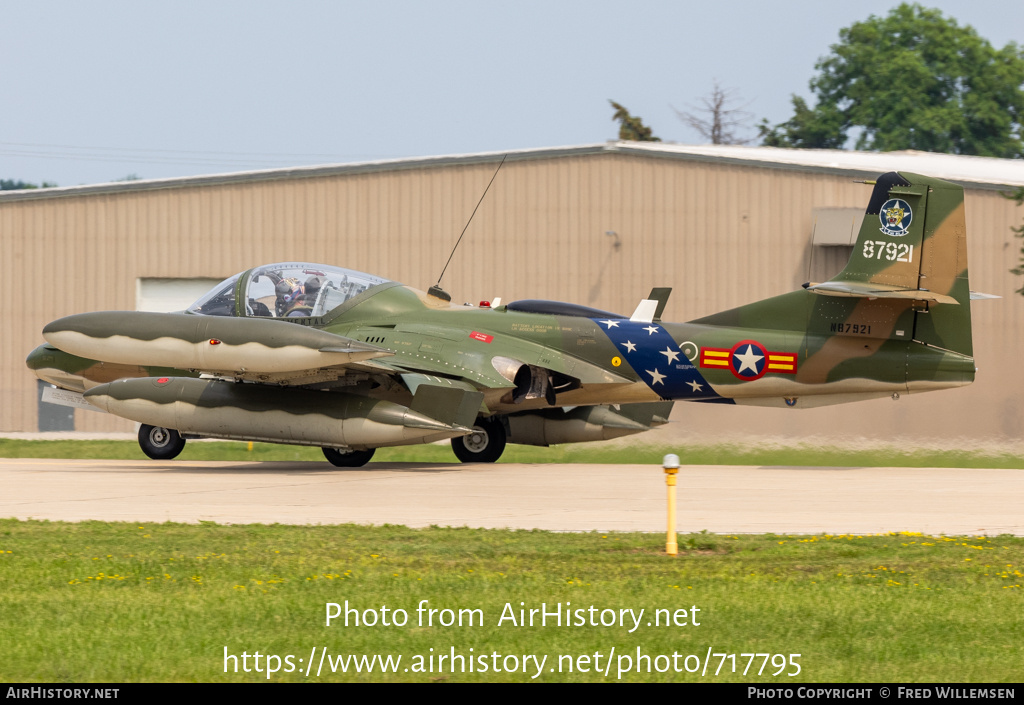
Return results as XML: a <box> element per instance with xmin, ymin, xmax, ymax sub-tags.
<box><xmin>831</xmin><ymin>172</ymin><xmax>927</xmax><ymax>290</ymax></box>
<box><xmin>810</xmin><ymin>172</ymin><xmax>973</xmax><ymax>356</ymax></box>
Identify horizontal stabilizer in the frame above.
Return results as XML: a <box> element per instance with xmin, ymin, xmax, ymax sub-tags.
<box><xmin>969</xmin><ymin>291</ymin><xmax>1001</xmax><ymax>300</ymax></box>
<box><xmin>805</xmin><ymin>281</ymin><xmax>958</xmax><ymax>305</ymax></box>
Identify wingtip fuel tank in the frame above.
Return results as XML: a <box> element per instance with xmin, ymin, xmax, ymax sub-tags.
<box><xmin>44</xmin><ymin>311</ymin><xmax>392</xmax><ymax>376</ymax></box>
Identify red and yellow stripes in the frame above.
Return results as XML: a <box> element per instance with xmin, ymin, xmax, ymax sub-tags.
<box><xmin>766</xmin><ymin>351</ymin><xmax>797</xmax><ymax>374</ymax></box>
<box><xmin>699</xmin><ymin>347</ymin><xmax>731</xmax><ymax>368</ymax></box>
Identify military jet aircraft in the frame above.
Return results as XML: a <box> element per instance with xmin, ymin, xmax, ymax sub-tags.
<box><xmin>27</xmin><ymin>172</ymin><xmax>985</xmax><ymax>466</ymax></box>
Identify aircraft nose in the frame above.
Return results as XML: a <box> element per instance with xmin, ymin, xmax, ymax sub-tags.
<box><xmin>42</xmin><ymin>312</ymin><xmax>106</xmax><ymax>337</ymax></box>
<box><xmin>41</xmin><ymin>312</ymin><xmax>137</xmax><ymax>363</ymax></box>
<box><xmin>41</xmin><ymin>314</ymin><xmax>82</xmax><ymax>337</ymax></box>
<box><xmin>42</xmin><ymin>314</ymin><xmax>86</xmax><ymax>350</ymax></box>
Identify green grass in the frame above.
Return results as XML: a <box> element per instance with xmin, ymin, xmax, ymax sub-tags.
<box><xmin>1</xmin><ymin>438</ymin><xmax>1022</xmax><ymax>468</ymax></box>
<box><xmin>1</xmin><ymin>519</ymin><xmax>1021</xmax><ymax>682</ymax></box>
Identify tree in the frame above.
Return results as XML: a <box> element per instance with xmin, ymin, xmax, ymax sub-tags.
<box><xmin>675</xmin><ymin>81</ymin><xmax>754</xmax><ymax>145</ymax></box>
<box><xmin>0</xmin><ymin>179</ymin><xmax>57</xmax><ymax>190</ymax></box>
<box><xmin>758</xmin><ymin>96</ymin><xmax>847</xmax><ymax>149</ymax></box>
<box><xmin>609</xmin><ymin>100</ymin><xmax>660</xmax><ymax>142</ymax></box>
<box><xmin>760</xmin><ymin>3</ymin><xmax>1024</xmax><ymax>157</ymax></box>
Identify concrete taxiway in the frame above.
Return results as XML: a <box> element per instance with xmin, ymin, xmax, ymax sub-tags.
<box><xmin>1</xmin><ymin>458</ymin><xmax>1020</xmax><ymax>535</ymax></box>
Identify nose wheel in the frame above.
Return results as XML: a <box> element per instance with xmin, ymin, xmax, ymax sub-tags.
<box><xmin>451</xmin><ymin>417</ymin><xmax>506</xmax><ymax>463</ymax></box>
<box><xmin>138</xmin><ymin>424</ymin><xmax>186</xmax><ymax>460</ymax></box>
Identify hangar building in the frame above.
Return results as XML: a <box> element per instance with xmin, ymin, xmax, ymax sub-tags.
<box><xmin>3</xmin><ymin>142</ymin><xmax>1023</xmax><ymax>445</ymax></box>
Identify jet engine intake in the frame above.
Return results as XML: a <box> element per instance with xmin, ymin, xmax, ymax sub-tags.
<box><xmin>491</xmin><ymin>356</ymin><xmax>579</xmax><ymax>405</ymax></box>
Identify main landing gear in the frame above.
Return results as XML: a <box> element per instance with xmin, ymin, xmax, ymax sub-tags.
<box><xmin>138</xmin><ymin>424</ymin><xmax>186</xmax><ymax>460</ymax></box>
<box><xmin>322</xmin><ymin>447</ymin><xmax>376</xmax><ymax>467</ymax></box>
<box><xmin>451</xmin><ymin>417</ymin><xmax>507</xmax><ymax>463</ymax></box>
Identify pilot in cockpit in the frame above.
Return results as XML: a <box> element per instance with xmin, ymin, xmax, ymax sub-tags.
<box><xmin>274</xmin><ymin>275</ymin><xmax>328</xmax><ymax>317</ymax></box>
<box><xmin>274</xmin><ymin>277</ymin><xmax>303</xmax><ymax>317</ymax></box>
<box><xmin>301</xmin><ymin>275</ymin><xmax>323</xmax><ymax>307</ymax></box>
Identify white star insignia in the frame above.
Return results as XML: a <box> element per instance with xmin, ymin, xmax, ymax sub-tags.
<box><xmin>686</xmin><ymin>380</ymin><xmax>703</xmax><ymax>393</ymax></box>
<box><xmin>621</xmin><ymin>340</ymin><xmax>637</xmax><ymax>353</ymax></box>
<box><xmin>660</xmin><ymin>347</ymin><xmax>680</xmax><ymax>363</ymax></box>
<box><xmin>644</xmin><ymin>325</ymin><xmax>659</xmax><ymax>335</ymax></box>
<box><xmin>733</xmin><ymin>344</ymin><xmax>765</xmax><ymax>374</ymax></box>
<box><xmin>600</xmin><ymin>320</ymin><xmax>620</xmax><ymax>329</ymax></box>
<box><xmin>646</xmin><ymin>368</ymin><xmax>666</xmax><ymax>385</ymax></box>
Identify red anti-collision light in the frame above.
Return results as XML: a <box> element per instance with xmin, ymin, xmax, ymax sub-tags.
<box><xmin>479</xmin><ymin>301</ymin><xmax>491</xmax><ymax>308</ymax></box>
<box><xmin>209</xmin><ymin>339</ymin><xmax>222</xmax><ymax>345</ymax></box>
<box><xmin>157</xmin><ymin>377</ymin><xmax>170</xmax><ymax>384</ymax></box>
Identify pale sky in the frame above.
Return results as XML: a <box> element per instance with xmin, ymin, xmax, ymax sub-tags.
<box><xmin>3</xmin><ymin>1</ymin><xmax>1023</xmax><ymax>186</ymax></box>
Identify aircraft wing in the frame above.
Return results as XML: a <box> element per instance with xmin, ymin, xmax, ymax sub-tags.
<box><xmin>42</xmin><ymin>311</ymin><xmax>395</xmax><ymax>385</ymax></box>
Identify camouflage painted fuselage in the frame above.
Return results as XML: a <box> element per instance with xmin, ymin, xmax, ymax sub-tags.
<box><xmin>28</xmin><ymin>171</ymin><xmax>977</xmax><ymax>451</ymax></box>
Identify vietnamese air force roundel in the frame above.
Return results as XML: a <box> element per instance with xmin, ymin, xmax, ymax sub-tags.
<box><xmin>730</xmin><ymin>340</ymin><xmax>768</xmax><ymax>380</ymax></box>
<box><xmin>879</xmin><ymin>198</ymin><xmax>912</xmax><ymax>237</ymax></box>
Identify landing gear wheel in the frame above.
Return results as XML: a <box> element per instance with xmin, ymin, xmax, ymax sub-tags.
<box><xmin>451</xmin><ymin>417</ymin><xmax>506</xmax><ymax>463</ymax></box>
<box><xmin>322</xmin><ymin>447</ymin><xmax>376</xmax><ymax>467</ymax></box>
<box><xmin>138</xmin><ymin>424</ymin><xmax>186</xmax><ymax>460</ymax></box>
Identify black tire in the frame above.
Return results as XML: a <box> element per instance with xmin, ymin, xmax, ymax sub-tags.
<box><xmin>451</xmin><ymin>417</ymin><xmax>506</xmax><ymax>463</ymax></box>
<box><xmin>322</xmin><ymin>447</ymin><xmax>376</xmax><ymax>467</ymax></box>
<box><xmin>138</xmin><ymin>424</ymin><xmax>186</xmax><ymax>460</ymax></box>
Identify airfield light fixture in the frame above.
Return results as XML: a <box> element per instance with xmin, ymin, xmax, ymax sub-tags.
<box><xmin>663</xmin><ymin>454</ymin><xmax>680</xmax><ymax>556</ymax></box>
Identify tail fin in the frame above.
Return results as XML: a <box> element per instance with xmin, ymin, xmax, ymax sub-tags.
<box><xmin>807</xmin><ymin>172</ymin><xmax>972</xmax><ymax>356</ymax></box>
<box><xmin>692</xmin><ymin>171</ymin><xmax>974</xmax><ymax>358</ymax></box>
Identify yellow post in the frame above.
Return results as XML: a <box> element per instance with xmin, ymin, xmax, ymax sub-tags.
<box><xmin>664</xmin><ymin>453</ymin><xmax>680</xmax><ymax>556</ymax></box>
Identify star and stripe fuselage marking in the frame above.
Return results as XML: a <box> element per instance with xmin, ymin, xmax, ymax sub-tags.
<box><xmin>699</xmin><ymin>340</ymin><xmax>798</xmax><ymax>381</ymax></box>
<box><xmin>591</xmin><ymin>319</ymin><xmax>723</xmax><ymax>400</ymax></box>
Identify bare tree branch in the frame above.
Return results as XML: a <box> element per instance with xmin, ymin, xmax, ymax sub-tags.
<box><xmin>675</xmin><ymin>80</ymin><xmax>754</xmax><ymax>145</ymax></box>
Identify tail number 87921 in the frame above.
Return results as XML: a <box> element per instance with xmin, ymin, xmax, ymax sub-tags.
<box><xmin>864</xmin><ymin>241</ymin><xmax>913</xmax><ymax>262</ymax></box>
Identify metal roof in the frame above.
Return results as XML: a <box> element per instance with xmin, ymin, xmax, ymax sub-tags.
<box><xmin>2</xmin><ymin>141</ymin><xmax>1022</xmax><ymax>202</ymax></box>
<box><xmin>621</xmin><ymin>142</ymin><xmax>1024</xmax><ymax>190</ymax></box>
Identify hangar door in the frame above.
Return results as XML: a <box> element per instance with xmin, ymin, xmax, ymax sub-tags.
<box><xmin>136</xmin><ymin>278</ymin><xmax>226</xmax><ymax>312</ymax></box>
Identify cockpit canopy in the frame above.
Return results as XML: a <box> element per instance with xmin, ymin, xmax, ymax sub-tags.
<box><xmin>187</xmin><ymin>263</ymin><xmax>391</xmax><ymax>319</ymax></box>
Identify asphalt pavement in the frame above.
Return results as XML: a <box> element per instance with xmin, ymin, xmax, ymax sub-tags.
<box><xmin>1</xmin><ymin>458</ymin><xmax>1020</xmax><ymax>535</ymax></box>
